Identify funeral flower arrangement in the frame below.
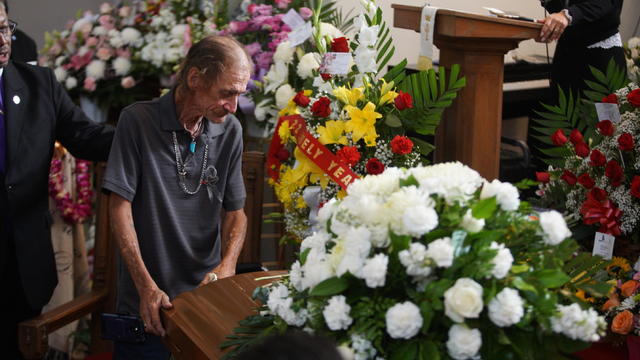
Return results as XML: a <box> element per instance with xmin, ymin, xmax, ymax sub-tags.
<box><xmin>535</xmin><ymin>83</ymin><xmax>640</xmax><ymax>240</ymax></box>
<box><xmin>626</xmin><ymin>37</ymin><xmax>640</xmax><ymax>83</ymax></box>
<box><xmin>224</xmin><ymin>163</ymin><xmax>607</xmax><ymax>359</ymax></box>
<box><xmin>39</xmin><ymin>0</ymin><xmax>218</xmax><ymax>109</ymax></box>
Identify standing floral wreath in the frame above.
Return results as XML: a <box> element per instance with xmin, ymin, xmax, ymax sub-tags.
<box><xmin>49</xmin><ymin>153</ymin><xmax>93</xmax><ymax>225</ymax></box>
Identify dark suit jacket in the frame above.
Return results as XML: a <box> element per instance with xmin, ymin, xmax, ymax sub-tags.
<box><xmin>1</xmin><ymin>61</ymin><xmax>114</xmax><ymax>309</ymax></box>
<box><xmin>544</xmin><ymin>0</ymin><xmax>623</xmax><ymax>46</ymax></box>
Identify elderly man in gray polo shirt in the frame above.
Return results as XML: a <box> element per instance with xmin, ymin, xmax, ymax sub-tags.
<box><xmin>103</xmin><ymin>35</ymin><xmax>251</xmax><ymax>359</ymax></box>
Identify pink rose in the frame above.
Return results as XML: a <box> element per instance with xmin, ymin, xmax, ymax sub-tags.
<box><xmin>121</xmin><ymin>76</ymin><xmax>135</xmax><ymax>89</ymax></box>
<box><xmin>118</xmin><ymin>6</ymin><xmax>131</xmax><ymax>18</ymax></box>
<box><xmin>99</xmin><ymin>15</ymin><xmax>115</xmax><ymax>30</ymax></box>
<box><xmin>96</xmin><ymin>47</ymin><xmax>113</xmax><ymax>61</ymax></box>
<box><xmin>84</xmin><ymin>77</ymin><xmax>97</xmax><ymax>92</ymax></box>
<box><xmin>229</xmin><ymin>21</ymin><xmax>249</xmax><ymax>33</ymax></box>
<box><xmin>86</xmin><ymin>37</ymin><xmax>99</xmax><ymax>47</ymax></box>
<box><xmin>275</xmin><ymin>0</ymin><xmax>291</xmax><ymax>9</ymax></box>
<box><xmin>299</xmin><ymin>7</ymin><xmax>313</xmax><ymax>20</ymax></box>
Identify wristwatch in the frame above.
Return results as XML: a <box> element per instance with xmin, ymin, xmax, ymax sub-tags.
<box><xmin>561</xmin><ymin>9</ymin><xmax>573</xmax><ymax>25</ymax></box>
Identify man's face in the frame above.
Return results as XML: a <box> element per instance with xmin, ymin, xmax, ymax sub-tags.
<box><xmin>193</xmin><ymin>65</ymin><xmax>250</xmax><ymax>124</ymax></box>
<box><xmin>0</xmin><ymin>8</ymin><xmax>11</xmax><ymax>67</ymax></box>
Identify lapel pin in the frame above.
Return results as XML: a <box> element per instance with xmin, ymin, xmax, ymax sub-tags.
<box><xmin>13</xmin><ymin>95</ymin><xmax>20</xmax><ymax>105</ymax></box>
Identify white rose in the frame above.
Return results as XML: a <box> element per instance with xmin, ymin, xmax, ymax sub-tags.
<box><xmin>446</xmin><ymin>325</ymin><xmax>482</xmax><ymax>360</ymax></box>
<box><xmin>65</xmin><ymin>76</ymin><xmax>78</xmax><ymax>90</ymax></box>
<box><xmin>480</xmin><ymin>179</ymin><xmax>520</xmax><ymax>211</ymax></box>
<box><xmin>361</xmin><ymin>253</ymin><xmax>388</xmax><ymax>288</ymax></box>
<box><xmin>86</xmin><ymin>60</ymin><xmax>106</xmax><ymax>80</ymax></box>
<box><xmin>444</xmin><ymin>278</ymin><xmax>484</xmax><ymax>323</ymax></box>
<box><xmin>297</xmin><ymin>52</ymin><xmax>320</xmax><ymax>79</ymax></box>
<box><xmin>358</xmin><ymin>25</ymin><xmax>379</xmax><ymax>47</ymax></box>
<box><xmin>385</xmin><ymin>301</ymin><xmax>423</xmax><ymax>339</ymax></box>
<box><xmin>323</xmin><ymin>295</ymin><xmax>353</xmax><ymax>331</ymax></box>
<box><xmin>460</xmin><ymin>209</ymin><xmax>485</xmax><ymax>233</ymax></box>
<box><xmin>398</xmin><ymin>204</ymin><xmax>439</xmax><ymax>237</ymax></box>
<box><xmin>425</xmin><ymin>237</ymin><xmax>454</xmax><ymax>268</ymax></box>
<box><xmin>539</xmin><ymin>211</ymin><xmax>571</xmax><ymax>245</ymax></box>
<box><xmin>354</xmin><ymin>47</ymin><xmax>377</xmax><ymax>73</ymax></box>
<box><xmin>274</xmin><ymin>41</ymin><xmax>295</xmax><ymax>64</ymax></box>
<box><xmin>113</xmin><ymin>57</ymin><xmax>131</xmax><ymax>76</ymax></box>
<box><xmin>490</xmin><ymin>242</ymin><xmax>513</xmax><ymax>279</ymax></box>
<box><xmin>54</xmin><ymin>67</ymin><xmax>68</xmax><ymax>82</ymax></box>
<box><xmin>488</xmin><ymin>288</ymin><xmax>524</xmax><ymax>327</ymax></box>
<box><xmin>275</xmin><ymin>84</ymin><xmax>295</xmax><ymax>110</ymax></box>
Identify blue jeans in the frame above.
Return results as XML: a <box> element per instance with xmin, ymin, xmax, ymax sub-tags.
<box><xmin>113</xmin><ymin>334</ymin><xmax>171</xmax><ymax>360</ymax></box>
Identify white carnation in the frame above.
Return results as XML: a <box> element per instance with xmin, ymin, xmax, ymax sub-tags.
<box><xmin>490</xmin><ymin>242</ymin><xmax>513</xmax><ymax>279</ymax></box>
<box><xmin>54</xmin><ymin>67</ymin><xmax>67</xmax><ymax>82</ymax></box>
<box><xmin>86</xmin><ymin>60</ymin><xmax>106</xmax><ymax>80</ymax></box>
<box><xmin>444</xmin><ymin>278</ymin><xmax>484</xmax><ymax>323</ymax></box>
<box><xmin>92</xmin><ymin>26</ymin><xmax>107</xmax><ymax>36</ymax></box>
<box><xmin>480</xmin><ymin>179</ymin><xmax>520</xmax><ymax>211</ymax></box>
<box><xmin>297</xmin><ymin>52</ymin><xmax>320</xmax><ymax>79</ymax></box>
<box><xmin>267</xmin><ymin>283</ymin><xmax>308</xmax><ymax>327</ymax></box>
<box><xmin>275</xmin><ymin>84</ymin><xmax>295</xmax><ymax>110</ymax></box>
<box><xmin>488</xmin><ymin>288</ymin><xmax>524</xmax><ymax>327</ymax></box>
<box><xmin>539</xmin><ymin>211</ymin><xmax>571</xmax><ymax>245</ymax></box>
<box><xmin>273</xmin><ymin>41</ymin><xmax>295</xmax><ymax>64</ymax></box>
<box><xmin>408</xmin><ymin>162</ymin><xmax>482</xmax><ymax>204</ymax></box>
<box><xmin>425</xmin><ymin>237</ymin><xmax>454</xmax><ymax>268</ymax></box>
<box><xmin>361</xmin><ymin>253</ymin><xmax>388</xmax><ymax>288</ymax></box>
<box><xmin>65</xmin><ymin>76</ymin><xmax>78</xmax><ymax>90</ymax></box>
<box><xmin>108</xmin><ymin>30</ymin><xmax>124</xmax><ymax>48</ymax></box>
<box><xmin>113</xmin><ymin>57</ymin><xmax>131</xmax><ymax>76</ymax></box>
<box><xmin>460</xmin><ymin>209</ymin><xmax>485</xmax><ymax>233</ymax></box>
<box><xmin>385</xmin><ymin>301</ymin><xmax>423</xmax><ymax>339</ymax></box>
<box><xmin>323</xmin><ymin>295</ymin><xmax>353</xmax><ymax>331</ymax></box>
<box><xmin>354</xmin><ymin>47</ymin><xmax>377</xmax><ymax>73</ymax></box>
<box><xmin>398</xmin><ymin>242</ymin><xmax>432</xmax><ymax>278</ymax></box>
<box><xmin>301</xmin><ymin>248</ymin><xmax>333</xmax><ymax>290</ymax></box>
<box><xmin>301</xmin><ymin>231</ymin><xmax>330</xmax><ymax>253</ymax></box>
<box><xmin>446</xmin><ymin>325</ymin><xmax>482</xmax><ymax>360</ymax></box>
<box><xmin>398</xmin><ymin>204</ymin><xmax>439</xmax><ymax>237</ymax></box>
<box><xmin>551</xmin><ymin>303</ymin><xmax>605</xmax><ymax>342</ymax></box>
<box><xmin>290</xmin><ymin>261</ymin><xmax>303</xmax><ymax>291</ymax></box>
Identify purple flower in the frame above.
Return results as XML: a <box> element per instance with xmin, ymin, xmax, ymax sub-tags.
<box><xmin>299</xmin><ymin>7</ymin><xmax>313</xmax><ymax>20</ymax></box>
<box><xmin>255</xmin><ymin>51</ymin><xmax>274</xmax><ymax>72</ymax></box>
<box><xmin>229</xmin><ymin>20</ymin><xmax>249</xmax><ymax>34</ymax></box>
<box><xmin>275</xmin><ymin>0</ymin><xmax>292</xmax><ymax>9</ymax></box>
<box><xmin>244</xmin><ymin>42</ymin><xmax>262</xmax><ymax>57</ymax></box>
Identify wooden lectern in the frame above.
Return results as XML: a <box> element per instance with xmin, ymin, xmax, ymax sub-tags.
<box><xmin>392</xmin><ymin>5</ymin><xmax>542</xmax><ymax>180</ymax></box>
<box><xmin>162</xmin><ymin>271</ymin><xmax>286</xmax><ymax>359</ymax></box>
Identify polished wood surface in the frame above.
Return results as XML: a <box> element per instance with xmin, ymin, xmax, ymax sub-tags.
<box><xmin>162</xmin><ymin>271</ymin><xmax>286</xmax><ymax>359</ymax></box>
<box><xmin>392</xmin><ymin>5</ymin><xmax>542</xmax><ymax>179</ymax></box>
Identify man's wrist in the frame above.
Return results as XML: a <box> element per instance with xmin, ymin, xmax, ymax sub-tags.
<box><xmin>561</xmin><ymin>9</ymin><xmax>572</xmax><ymax>25</ymax></box>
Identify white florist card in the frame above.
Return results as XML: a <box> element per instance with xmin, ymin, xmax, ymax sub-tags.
<box><xmin>282</xmin><ymin>8</ymin><xmax>305</xmax><ymax>29</ymax></box>
<box><xmin>595</xmin><ymin>103</ymin><xmax>622</xmax><ymax>123</ymax></box>
<box><xmin>319</xmin><ymin>52</ymin><xmax>352</xmax><ymax>75</ymax></box>
<box><xmin>287</xmin><ymin>22</ymin><xmax>313</xmax><ymax>47</ymax></box>
<box><xmin>592</xmin><ymin>232</ymin><xmax>615</xmax><ymax>260</ymax></box>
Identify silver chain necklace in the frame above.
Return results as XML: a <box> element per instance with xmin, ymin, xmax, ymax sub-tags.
<box><xmin>172</xmin><ymin>131</ymin><xmax>209</xmax><ymax>195</ymax></box>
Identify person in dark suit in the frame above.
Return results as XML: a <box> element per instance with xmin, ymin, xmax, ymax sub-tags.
<box><xmin>2</xmin><ymin>0</ymin><xmax>38</xmax><ymax>64</ymax></box>
<box><xmin>0</xmin><ymin>3</ymin><xmax>114</xmax><ymax>358</ymax></box>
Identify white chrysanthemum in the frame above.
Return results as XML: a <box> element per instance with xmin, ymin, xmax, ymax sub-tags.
<box><xmin>301</xmin><ymin>231</ymin><xmax>330</xmax><ymax>253</ymax></box>
<box><xmin>539</xmin><ymin>211</ymin><xmax>571</xmax><ymax>245</ymax></box>
<box><xmin>54</xmin><ymin>67</ymin><xmax>67</xmax><ymax>82</ymax></box>
<box><xmin>398</xmin><ymin>242</ymin><xmax>432</xmax><ymax>278</ymax></box>
<box><xmin>551</xmin><ymin>303</ymin><xmax>605</xmax><ymax>342</ymax></box>
<box><xmin>397</xmin><ymin>204</ymin><xmax>439</xmax><ymax>237</ymax></box>
<box><xmin>347</xmin><ymin>167</ymin><xmax>403</xmax><ymax>198</ymax></box>
<box><xmin>319</xmin><ymin>22</ymin><xmax>344</xmax><ymax>39</ymax></box>
<box><xmin>275</xmin><ymin>84</ymin><xmax>295</xmax><ymax>110</ymax></box>
<box><xmin>341</xmin><ymin>193</ymin><xmax>386</xmax><ymax>226</ymax></box>
<box><xmin>301</xmin><ymin>248</ymin><xmax>333</xmax><ymax>290</ymax></box>
<box><xmin>357</xmin><ymin>25</ymin><xmax>379</xmax><ymax>47</ymax></box>
<box><xmin>92</xmin><ymin>26</ymin><xmax>107</xmax><ymax>36</ymax></box>
<box><xmin>267</xmin><ymin>283</ymin><xmax>290</xmax><ymax>315</ymax></box>
<box><xmin>444</xmin><ymin>278</ymin><xmax>484</xmax><ymax>323</ymax></box>
<box><xmin>121</xmin><ymin>27</ymin><xmax>142</xmax><ymax>46</ymax></box>
<box><xmin>488</xmin><ymin>288</ymin><xmax>524</xmax><ymax>327</ymax></box>
<box><xmin>408</xmin><ymin>162</ymin><xmax>483</xmax><ymax>204</ymax></box>
<box><xmin>267</xmin><ymin>283</ymin><xmax>308</xmax><ymax>327</ymax></box>
<box><xmin>108</xmin><ymin>30</ymin><xmax>124</xmax><ymax>48</ymax></box>
<box><xmin>354</xmin><ymin>47</ymin><xmax>377</xmax><ymax>73</ymax></box>
<box><xmin>361</xmin><ymin>253</ymin><xmax>388</xmax><ymax>288</ymax></box>
<box><xmin>290</xmin><ymin>261</ymin><xmax>303</xmax><ymax>291</ymax></box>
<box><xmin>480</xmin><ymin>179</ymin><xmax>520</xmax><ymax>211</ymax></box>
<box><xmin>425</xmin><ymin>237</ymin><xmax>454</xmax><ymax>268</ymax></box>
<box><xmin>385</xmin><ymin>301</ymin><xmax>423</xmax><ymax>339</ymax></box>
<box><xmin>65</xmin><ymin>76</ymin><xmax>78</xmax><ymax>90</ymax></box>
<box><xmin>490</xmin><ymin>242</ymin><xmax>513</xmax><ymax>279</ymax></box>
<box><xmin>113</xmin><ymin>57</ymin><xmax>131</xmax><ymax>76</ymax></box>
<box><xmin>55</xmin><ymin>56</ymin><xmax>65</xmax><ymax>67</ymax></box>
<box><xmin>86</xmin><ymin>60</ymin><xmax>106</xmax><ymax>80</ymax></box>
<box><xmin>274</xmin><ymin>41</ymin><xmax>295</xmax><ymax>64</ymax></box>
<box><xmin>460</xmin><ymin>209</ymin><xmax>485</xmax><ymax>233</ymax></box>
<box><xmin>351</xmin><ymin>334</ymin><xmax>377</xmax><ymax>359</ymax></box>
<box><xmin>323</xmin><ymin>295</ymin><xmax>353</xmax><ymax>330</ymax></box>
<box><xmin>296</xmin><ymin>52</ymin><xmax>320</xmax><ymax>79</ymax></box>
<box><xmin>446</xmin><ymin>325</ymin><xmax>482</xmax><ymax>360</ymax></box>
<box><xmin>317</xmin><ymin>198</ymin><xmax>338</xmax><ymax>225</ymax></box>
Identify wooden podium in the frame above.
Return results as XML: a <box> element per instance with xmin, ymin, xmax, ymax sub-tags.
<box><xmin>161</xmin><ymin>271</ymin><xmax>286</xmax><ymax>359</ymax></box>
<box><xmin>392</xmin><ymin>6</ymin><xmax>542</xmax><ymax>180</ymax></box>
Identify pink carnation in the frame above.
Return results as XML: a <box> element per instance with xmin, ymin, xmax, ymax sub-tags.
<box><xmin>86</xmin><ymin>37</ymin><xmax>99</xmax><ymax>47</ymax></box>
<box><xmin>116</xmin><ymin>48</ymin><xmax>131</xmax><ymax>59</ymax></box>
<box><xmin>84</xmin><ymin>77</ymin><xmax>97</xmax><ymax>92</ymax></box>
<box><xmin>244</xmin><ymin>42</ymin><xmax>262</xmax><ymax>57</ymax></box>
<box><xmin>96</xmin><ymin>47</ymin><xmax>113</xmax><ymax>61</ymax></box>
<box><xmin>229</xmin><ymin>21</ymin><xmax>249</xmax><ymax>34</ymax></box>
<box><xmin>275</xmin><ymin>0</ymin><xmax>291</xmax><ymax>9</ymax></box>
<box><xmin>299</xmin><ymin>7</ymin><xmax>313</xmax><ymax>20</ymax></box>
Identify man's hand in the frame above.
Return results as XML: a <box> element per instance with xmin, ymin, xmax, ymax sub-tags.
<box><xmin>536</xmin><ymin>12</ymin><xmax>569</xmax><ymax>43</ymax></box>
<box><xmin>139</xmin><ymin>286</ymin><xmax>173</xmax><ymax>337</ymax></box>
<box><xmin>199</xmin><ymin>261</ymin><xmax>236</xmax><ymax>287</ymax></box>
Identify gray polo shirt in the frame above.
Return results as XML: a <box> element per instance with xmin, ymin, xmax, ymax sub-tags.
<box><xmin>103</xmin><ymin>90</ymin><xmax>245</xmax><ymax>314</ymax></box>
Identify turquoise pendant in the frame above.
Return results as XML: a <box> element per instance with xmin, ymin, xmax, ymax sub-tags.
<box><xmin>189</xmin><ymin>139</ymin><xmax>196</xmax><ymax>153</ymax></box>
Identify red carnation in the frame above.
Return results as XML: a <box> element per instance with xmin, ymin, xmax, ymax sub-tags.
<box><xmin>311</xmin><ymin>96</ymin><xmax>332</xmax><ymax>118</ymax></box>
<box><xmin>589</xmin><ymin>149</ymin><xmax>606</xmax><ymax>167</ymax></box>
<box><xmin>293</xmin><ymin>91</ymin><xmax>310</xmax><ymax>107</ymax></box>
<box><xmin>629</xmin><ymin>89</ymin><xmax>640</xmax><ymax>107</ymax></box>
<box><xmin>366</xmin><ymin>158</ymin><xmax>385</xmax><ymax>175</ymax></box>
<box><xmin>618</xmin><ymin>133</ymin><xmax>635</xmax><ymax>151</ymax></box>
<box><xmin>331</xmin><ymin>37</ymin><xmax>350</xmax><ymax>52</ymax></box>
<box><xmin>575</xmin><ymin>141</ymin><xmax>590</xmax><ymax>158</ymax></box>
<box><xmin>551</xmin><ymin>129</ymin><xmax>568</xmax><ymax>146</ymax></box>
<box><xmin>578</xmin><ymin>173</ymin><xmax>595</xmax><ymax>189</ymax></box>
<box><xmin>569</xmin><ymin>129</ymin><xmax>583</xmax><ymax>145</ymax></box>
<box><xmin>320</xmin><ymin>73</ymin><xmax>332</xmax><ymax>81</ymax></box>
<box><xmin>390</xmin><ymin>135</ymin><xmax>414</xmax><ymax>155</ymax></box>
<box><xmin>275</xmin><ymin>148</ymin><xmax>290</xmax><ymax>162</ymax></box>
<box><xmin>590</xmin><ymin>187</ymin><xmax>608</xmax><ymax>201</ymax></box>
<box><xmin>601</xmin><ymin>94</ymin><xmax>618</xmax><ymax>104</ymax></box>
<box><xmin>394</xmin><ymin>90</ymin><xmax>414</xmax><ymax>110</ymax></box>
<box><xmin>560</xmin><ymin>170</ymin><xmax>577</xmax><ymax>186</ymax></box>
<box><xmin>605</xmin><ymin>160</ymin><xmax>624</xmax><ymax>187</ymax></box>
<box><xmin>336</xmin><ymin>146</ymin><xmax>361</xmax><ymax>167</ymax></box>
<box><xmin>536</xmin><ymin>172</ymin><xmax>550</xmax><ymax>183</ymax></box>
<box><xmin>631</xmin><ymin>176</ymin><xmax>640</xmax><ymax>198</ymax></box>
<box><xmin>597</xmin><ymin>120</ymin><xmax>615</xmax><ymax>136</ymax></box>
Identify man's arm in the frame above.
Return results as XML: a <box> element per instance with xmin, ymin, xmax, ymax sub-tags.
<box><xmin>110</xmin><ymin>193</ymin><xmax>172</xmax><ymax>336</ymax></box>
<box><xmin>200</xmin><ymin>209</ymin><xmax>247</xmax><ymax>285</ymax></box>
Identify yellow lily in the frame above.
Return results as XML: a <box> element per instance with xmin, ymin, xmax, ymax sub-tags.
<box><xmin>345</xmin><ymin>102</ymin><xmax>381</xmax><ymax>145</ymax></box>
<box><xmin>317</xmin><ymin>120</ymin><xmax>348</xmax><ymax>145</ymax></box>
<box><xmin>378</xmin><ymin>79</ymin><xmax>398</xmax><ymax>106</ymax></box>
<box><xmin>333</xmin><ymin>86</ymin><xmax>364</xmax><ymax>106</ymax></box>
<box><xmin>294</xmin><ymin>147</ymin><xmax>330</xmax><ymax>188</ymax></box>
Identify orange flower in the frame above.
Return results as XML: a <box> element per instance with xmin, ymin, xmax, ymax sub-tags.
<box><xmin>602</xmin><ymin>293</ymin><xmax>620</xmax><ymax>311</ymax></box>
<box><xmin>611</xmin><ymin>310</ymin><xmax>634</xmax><ymax>335</ymax></box>
<box><xmin>620</xmin><ymin>280</ymin><xmax>640</xmax><ymax>297</ymax></box>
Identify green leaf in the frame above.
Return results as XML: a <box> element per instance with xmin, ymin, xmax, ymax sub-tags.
<box><xmin>512</xmin><ymin>277</ymin><xmax>538</xmax><ymax>295</ymax></box>
<box><xmin>300</xmin><ymin>248</ymin><xmax>311</xmax><ymax>266</ymax></box>
<box><xmin>400</xmin><ymin>174</ymin><xmax>420</xmax><ymax>188</ymax></box>
<box><xmin>309</xmin><ymin>276</ymin><xmax>349</xmax><ymax>296</ymax></box>
<box><xmin>472</xmin><ymin>197</ymin><xmax>497</xmax><ymax>219</ymax></box>
<box><xmin>390</xmin><ymin>232</ymin><xmax>411</xmax><ymax>253</ymax></box>
<box><xmin>534</xmin><ymin>269</ymin><xmax>571</xmax><ymax>288</ymax></box>
<box><xmin>511</xmin><ymin>264</ymin><xmax>530</xmax><ymax>274</ymax></box>
<box><xmin>391</xmin><ymin>341</ymin><xmax>419</xmax><ymax>360</ymax></box>
<box><xmin>422</xmin><ymin>341</ymin><xmax>440</xmax><ymax>360</ymax></box>
<box><xmin>385</xmin><ymin>114</ymin><xmax>402</xmax><ymax>127</ymax></box>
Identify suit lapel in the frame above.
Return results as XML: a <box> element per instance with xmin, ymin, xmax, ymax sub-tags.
<box><xmin>4</xmin><ymin>62</ymin><xmax>27</xmax><ymax>169</ymax></box>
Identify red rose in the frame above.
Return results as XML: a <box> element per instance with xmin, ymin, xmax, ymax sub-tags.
<box><xmin>605</xmin><ymin>160</ymin><xmax>624</xmax><ymax>187</ymax></box>
<box><xmin>320</xmin><ymin>73</ymin><xmax>332</xmax><ymax>81</ymax></box>
<box><xmin>390</xmin><ymin>135</ymin><xmax>414</xmax><ymax>155</ymax></box>
<box><xmin>631</xmin><ymin>176</ymin><xmax>640</xmax><ymax>198</ymax></box>
<box><xmin>311</xmin><ymin>96</ymin><xmax>332</xmax><ymax>118</ymax></box>
<box><xmin>394</xmin><ymin>90</ymin><xmax>414</xmax><ymax>110</ymax></box>
<box><xmin>536</xmin><ymin>172</ymin><xmax>550</xmax><ymax>183</ymax></box>
<box><xmin>590</xmin><ymin>187</ymin><xmax>608</xmax><ymax>201</ymax></box>
<box><xmin>597</xmin><ymin>120</ymin><xmax>615</xmax><ymax>136</ymax></box>
<box><xmin>336</xmin><ymin>146</ymin><xmax>361</xmax><ymax>167</ymax></box>
<box><xmin>331</xmin><ymin>37</ymin><xmax>350</xmax><ymax>52</ymax></box>
<box><xmin>560</xmin><ymin>170</ymin><xmax>577</xmax><ymax>186</ymax></box>
<box><xmin>578</xmin><ymin>173</ymin><xmax>595</xmax><ymax>189</ymax></box>
<box><xmin>551</xmin><ymin>129</ymin><xmax>568</xmax><ymax>146</ymax></box>
<box><xmin>569</xmin><ymin>129</ymin><xmax>583</xmax><ymax>145</ymax></box>
<box><xmin>589</xmin><ymin>149</ymin><xmax>606</xmax><ymax>167</ymax></box>
<box><xmin>574</xmin><ymin>141</ymin><xmax>590</xmax><ymax>158</ymax></box>
<box><xmin>629</xmin><ymin>89</ymin><xmax>640</xmax><ymax>107</ymax></box>
<box><xmin>601</xmin><ymin>94</ymin><xmax>618</xmax><ymax>104</ymax></box>
<box><xmin>366</xmin><ymin>158</ymin><xmax>385</xmax><ymax>175</ymax></box>
<box><xmin>618</xmin><ymin>133</ymin><xmax>635</xmax><ymax>151</ymax></box>
<box><xmin>275</xmin><ymin>148</ymin><xmax>290</xmax><ymax>162</ymax></box>
<box><xmin>293</xmin><ymin>91</ymin><xmax>310</xmax><ymax>107</ymax></box>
